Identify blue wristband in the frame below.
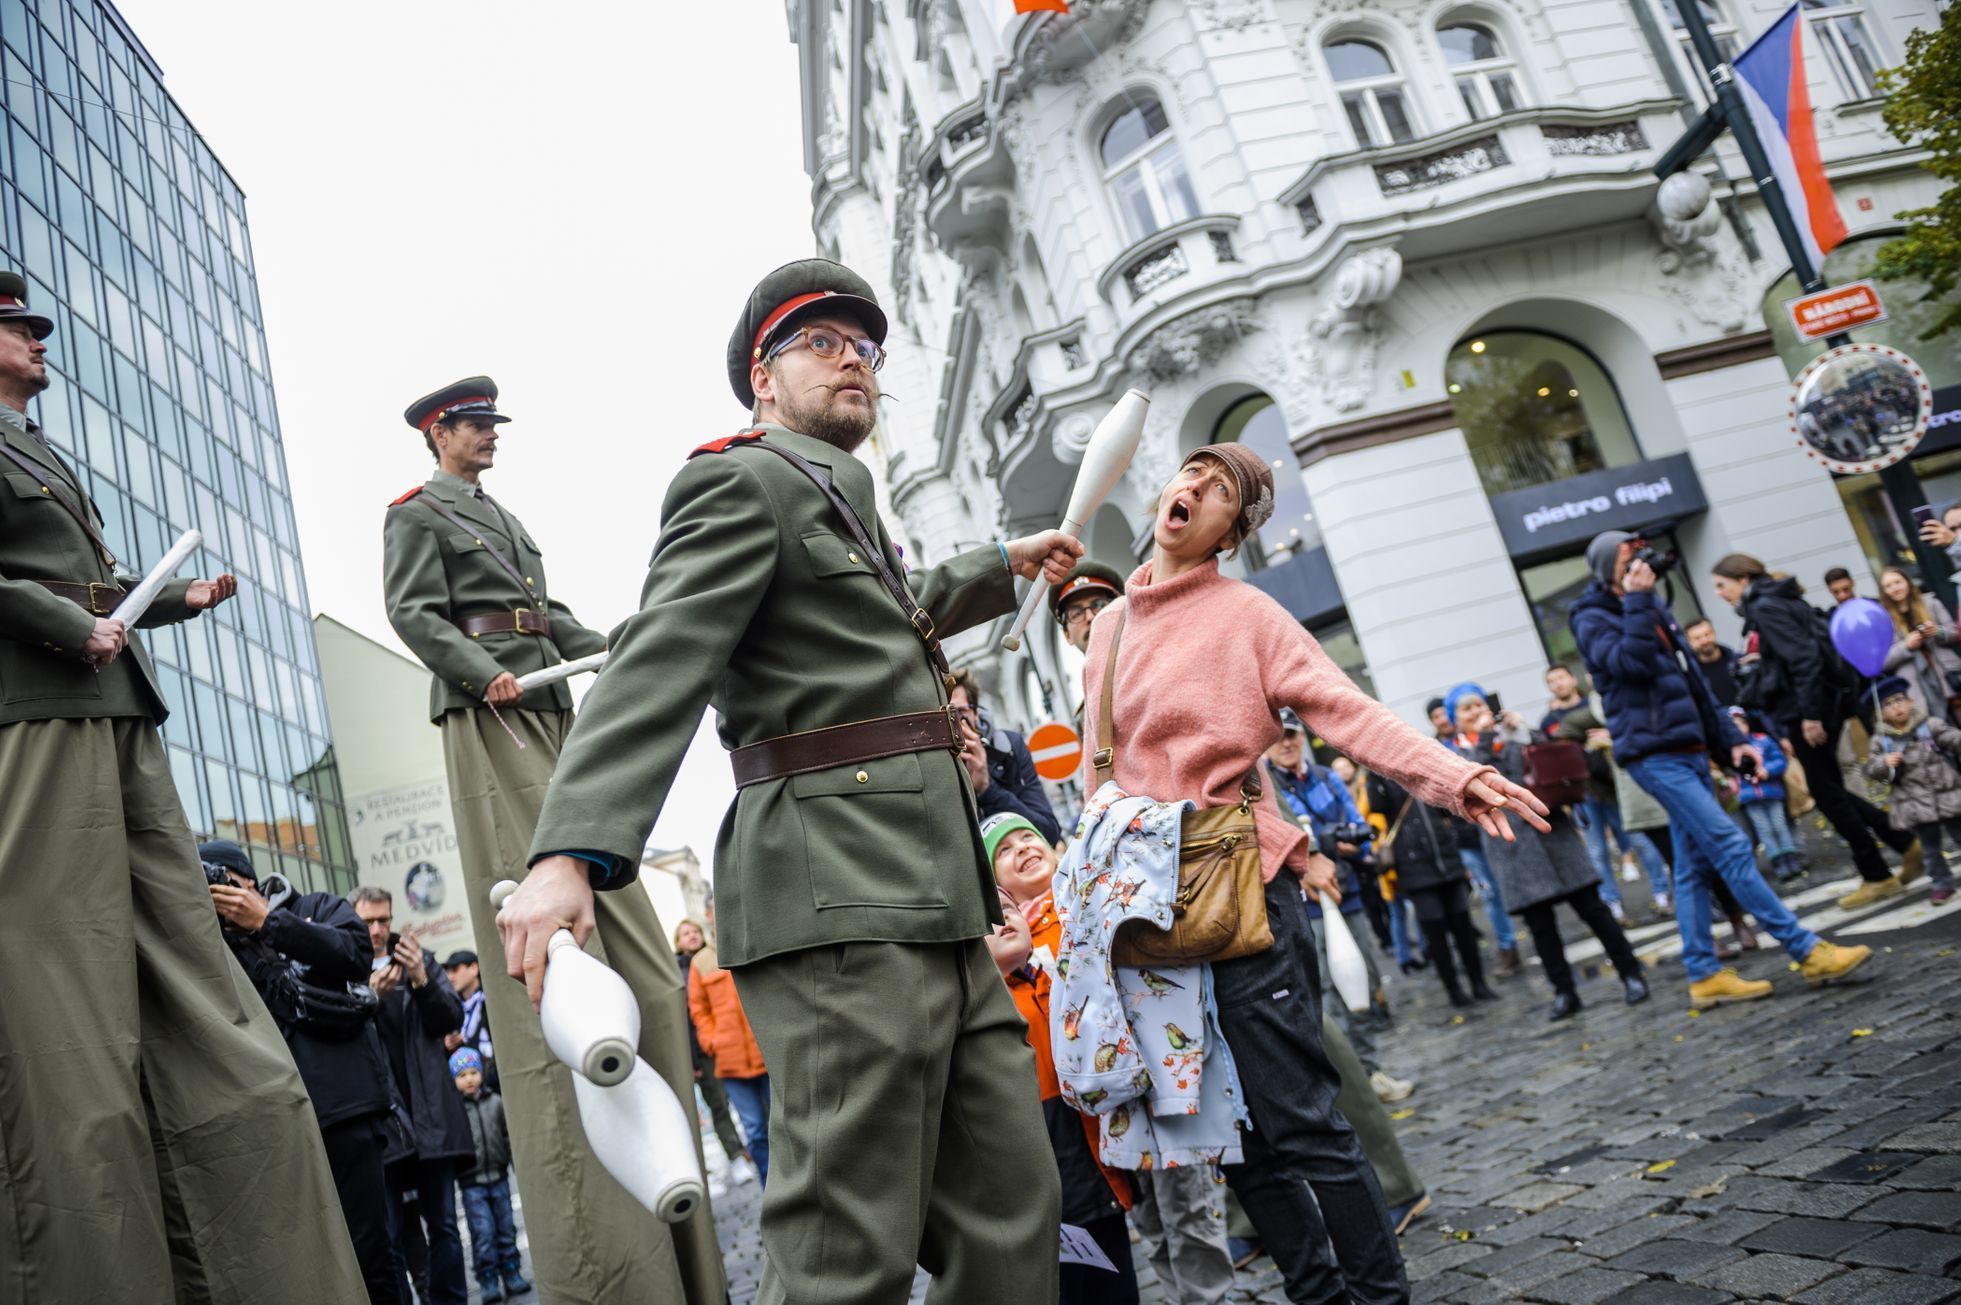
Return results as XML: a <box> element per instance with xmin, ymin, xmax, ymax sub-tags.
<box><xmin>998</xmin><ymin>541</ymin><xmax>1012</xmax><ymax>575</ymax></box>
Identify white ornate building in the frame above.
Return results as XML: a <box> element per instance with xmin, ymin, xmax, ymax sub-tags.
<box><xmin>790</xmin><ymin>0</ymin><xmax>1952</xmax><ymax>736</ymax></box>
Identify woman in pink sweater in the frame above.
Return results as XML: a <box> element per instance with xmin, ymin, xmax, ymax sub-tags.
<box><xmin>1079</xmin><ymin>442</ymin><xmax>1547</xmax><ymax>1305</ymax></box>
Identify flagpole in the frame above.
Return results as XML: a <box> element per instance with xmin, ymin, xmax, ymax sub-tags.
<box><xmin>1672</xmin><ymin>1</ymin><xmax>1825</xmax><ymax>295</ymax></box>
<box><xmin>1664</xmin><ymin>0</ymin><xmax>1947</xmax><ymax>600</ymax></box>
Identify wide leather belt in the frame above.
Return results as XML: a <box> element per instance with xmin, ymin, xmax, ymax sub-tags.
<box><xmin>38</xmin><ymin>579</ymin><xmax>125</xmax><ymax>615</ymax></box>
<box><xmin>457</xmin><ymin>609</ymin><xmax>551</xmax><ymax>638</ymax></box>
<box><xmin>730</xmin><ymin>707</ymin><xmax>960</xmax><ymax>788</ymax></box>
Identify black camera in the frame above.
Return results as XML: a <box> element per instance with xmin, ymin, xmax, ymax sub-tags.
<box><xmin>1631</xmin><ymin>537</ymin><xmax>1678</xmax><ymax>576</ymax></box>
<box><xmin>1324</xmin><ymin>822</ymin><xmax>1374</xmax><ymax>847</ymax></box>
<box><xmin>202</xmin><ymin>860</ymin><xmax>232</xmax><ymax>888</ymax></box>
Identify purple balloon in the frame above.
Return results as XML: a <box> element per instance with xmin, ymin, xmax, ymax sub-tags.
<box><xmin>1830</xmin><ymin>597</ymin><xmax>1894</xmax><ymax>678</ymax></box>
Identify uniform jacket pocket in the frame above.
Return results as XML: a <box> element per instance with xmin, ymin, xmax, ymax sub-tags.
<box><xmin>788</xmin><ymin>752</ymin><xmax>946</xmax><ymax>909</ymax></box>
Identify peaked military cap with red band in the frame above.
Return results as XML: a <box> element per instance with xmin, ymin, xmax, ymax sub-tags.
<box><xmin>727</xmin><ymin>259</ymin><xmax>887</xmax><ymax>408</ymax></box>
<box><xmin>0</xmin><ymin>271</ymin><xmax>54</xmax><ymax>341</ymax></box>
<box><xmin>403</xmin><ymin>376</ymin><xmax>512</xmax><ymax>434</ymax></box>
<box><xmin>1050</xmin><ymin>559</ymin><xmax>1127</xmax><ymax>622</ymax></box>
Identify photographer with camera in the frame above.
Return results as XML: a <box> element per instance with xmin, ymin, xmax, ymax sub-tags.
<box><xmin>1571</xmin><ymin>533</ymin><xmax>1872</xmax><ymax>1005</ymax></box>
<box><xmin>201</xmin><ymin>840</ymin><xmax>403</xmax><ymax>1304</ymax></box>
<box><xmin>949</xmin><ymin>668</ymin><xmax>1063</xmax><ymax>845</ymax></box>
<box><xmin>350</xmin><ymin>886</ymin><xmax>472</xmax><ymax>1305</ymax></box>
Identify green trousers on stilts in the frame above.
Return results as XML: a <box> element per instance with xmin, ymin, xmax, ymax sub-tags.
<box><xmin>442</xmin><ymin>705</ymin><xmax>726</xmax><ymax>1305</ymax></box>
<box><xmin>0</xmin><ymin>717</ymin><xmax>364</xmax><ymax>1305</ymax></box>
<box><xmin>733</xmin><ymin>937</ymin><xmax>1061</xmax><ymax>1305</ymax></box>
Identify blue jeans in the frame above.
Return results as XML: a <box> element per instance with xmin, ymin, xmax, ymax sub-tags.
<box><xmin>1385</xmin><ymin>892</ymin><xmax>1422</xmax><ymax>967</ymax></box>
<box><xmin>459</xmin><ymin>1177</ymin><xmax>519</xmax><ymax>1288</ymax></box>
<box><xmin>1580</xmin><ymin>795</ymin><xmax>1670</xmax><ymax>904</ymax></box>
<box><xmin>1459</xmin><ymin>846</ymin><xmax>1516</xmax><ymax>949</ymax></box>
<box><xmin>1625</xmin><ymin>752</ymin><xmax>1820</xmax><ymax>981</ymax></box>
<box><xmin>723</xmin><ymin>1072</ymin><xmax>771</xmax><ymax>1187</ymax></box>
<box><xmin>1743</xmin><ymin>800</ymin><xmax>1802</xmax><ymax>861</ymax></box>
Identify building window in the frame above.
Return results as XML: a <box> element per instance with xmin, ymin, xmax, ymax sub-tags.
<box><xmin>1325</xmin><ymin>40</ymin><xmax>1418</xmax><ymax>147</ymax></box>
<box><xmin>1438</xmin><ymin>23</ymin><xmax>1523</xmax><ymax>120</ymax></box>
<box><xmin>1444</xmin><ymin>331</ymin><xmax>1644</xmax><ymax>496</ymax></box>
<box><xmin>1099</xmin><ymin>97</ymin><xmax>1199</xmax><ymax>243</ymax></box>
<box><xmin>1656</xmin><ymin>0</ymin><xmax>1738</xmax><ymax>104</ymax></box>
<box><xmin>1801</xmin><ymin>0</ymin><xmax>1886</xmax><ymax>99</ymax></box>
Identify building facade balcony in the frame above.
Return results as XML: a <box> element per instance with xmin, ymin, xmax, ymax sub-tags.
<box><xmin>1280</xmin><ymin>100</ymin><xmax>1685</xmax><ymax>262</ymax></box>
<box><xmin>1094</xmin><ymin>214</ymin><xmax>1246</xmax><ymax>330</ymax></box>
<box><xmin>922</xmin><ymin>99</ymin><xmax>1014</xmax><ymax>254</ymax></box>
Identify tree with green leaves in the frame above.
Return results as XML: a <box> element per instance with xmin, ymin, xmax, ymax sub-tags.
<box><xmin>1873</xmin><ymin>4</ymin><xmax>1961</xmax><ymax>340</ymax></box>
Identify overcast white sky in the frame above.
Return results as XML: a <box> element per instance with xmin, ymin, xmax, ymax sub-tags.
<box><xmin>115</xmin><ymin>0</ymin><xmax>812</xmax><ymax>876</ymax></box>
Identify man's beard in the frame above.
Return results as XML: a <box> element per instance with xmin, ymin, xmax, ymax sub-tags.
<box><xmin>780</xmin><ymin>379</ymin><xmax>877</xmax><ymax>453</ymax></box>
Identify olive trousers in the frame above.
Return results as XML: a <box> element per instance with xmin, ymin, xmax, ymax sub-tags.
<box><xmin>0</xmin><ymin>717</ymin><xmax>363</xmax><ymax>1304</ymax></box>
<box><xmin>734</xmin><ymin>936</ymin><xmax>1062</xmax><ymax>1304</ymax></box>
<box><xmin>441</xmin><ymin>706</ymin><xmax>725</xmax><ymax>1305</ymax></box>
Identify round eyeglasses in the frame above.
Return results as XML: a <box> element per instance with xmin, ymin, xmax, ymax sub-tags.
<box><xmin>765</xmin><ymin>326</ymin><xmax>887</xmax><ymax>373</ymax></box>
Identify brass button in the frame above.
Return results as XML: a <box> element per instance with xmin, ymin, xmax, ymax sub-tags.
<box><xmin>474</xmin><ymin>538</ymin><xmax>484</xmax><ymax>546</ymax></box>
<box><xmin>855</xmin><ymin>770</ymin><xmax>869</xmax><ymax>784</ymax></box>
<box><xmin>526</xmin><ymin>576</ymin><xmax>535</xmax><ymax>585</ymax></box>
<box><xmin>847</xmin><ymin>552</ymin><xmax>860</xmax><ymax>564</ymax></box>
<box><xmin>39</xmin><ymin>485</ymin><xmax>49</xmax><ymax>494</ymax></box>
<box><xmin>463</xmin><ymin>682</ymin><xmax>473</xmax><ymax>690</ymax></box>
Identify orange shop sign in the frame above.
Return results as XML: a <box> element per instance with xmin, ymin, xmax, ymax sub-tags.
<box><xmin>1786</xmin><ymin>280</ymin><xmax>1888</xmax><ymax>342</ymax></box>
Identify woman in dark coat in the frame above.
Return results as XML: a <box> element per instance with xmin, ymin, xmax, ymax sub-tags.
<box><xmin>1448</xmin><ymin>684</ymin><xmax>1650</xmax><ymax>1020</ymax></box>
<box><xmin>1370</xmin><ymin>771</ymin><xmax>1494</xmax><ymax>1008</ymax></box>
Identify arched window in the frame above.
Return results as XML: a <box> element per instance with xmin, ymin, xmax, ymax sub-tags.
<box><xmin>1325</xmin><ymin>40</ymin><xmax>1418</xmax><ymax>147</ymax></box>
<box><xmin>1801</xmin><ymin>0</ymin><xmax>1886</xmax><ymax>100</ymax></box>
<box><xmin>1099</xmin><ymin>98</ymin><xmax>1199</xmax><ymax>243</ymax></box>
<box><xmin>1655</xmin><ymin>0</ymin><xmax>1738</xmax><ymax>105</ymax></box>
<box><xmin>1438</xmin><ymin>23</ymin><xmax>1522</xmax><ymax>120</ymax></box>
<box><xmin>1444</xmin><ymin>332</ymin><xmax>1643</xmax><ymax>496</ymax></box>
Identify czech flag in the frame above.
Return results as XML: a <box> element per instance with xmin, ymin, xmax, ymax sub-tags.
<box><xmin>1731</xmin><ymin>4</ymin><xmax>1847</xmax><ymax>273</ymax></box>
<box><xmin>1014</xmin><ymin>0</ymin><xmax>1069</xmax><ymax>11</ymax></box>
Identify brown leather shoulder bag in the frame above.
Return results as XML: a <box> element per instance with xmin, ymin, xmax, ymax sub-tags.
<box><xmin>1095</xmin><ymin>609</ymin><xmax>1273</xmax><ymax>967</ymax></box>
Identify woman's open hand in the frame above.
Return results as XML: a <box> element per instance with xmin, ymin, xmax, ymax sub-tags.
<box><xmin>1462</xmin><ymin>772</ymin><xmax>1551</xmax><ymax>841</ymax></box>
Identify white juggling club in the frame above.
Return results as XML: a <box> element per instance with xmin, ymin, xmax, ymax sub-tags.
<box><xmin>1000</xmin><ymin>390</ymin><xmax>1149</xmax><ymax>652</ymax></box>
<box><xmin>489</xmin><ymin>879</ymin><xmax>707</xmax><ymax>1223</ymax></box>
<box><xmin>1322</xmin><ymin>904</ymin><xmax>1373</xmax><ymax>1015</ymax></box>
<box><xmin>109</xmin><ymin>529</ymin><xmax>202</xmax><ymax>628</ymax></box>
<box><xmin>572</xmin><ymin>1056</ymin><xmax>709</xmax><ymax>1223</ymax></box>
<box><xmin>514</xmin><ymin>650</ymin><xmax>609</xmax><ymax>693</ymax></box>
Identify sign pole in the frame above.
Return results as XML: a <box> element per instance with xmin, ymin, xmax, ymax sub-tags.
<box><xmin>1660</xmin><ymin>1</ymin><xmax>1947</xmax><ymax>601</ymax></box>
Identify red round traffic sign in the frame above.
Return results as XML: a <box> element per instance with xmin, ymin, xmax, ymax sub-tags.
<box><xmin>1028</xmin><ymin>722</ymin><xmax>1084</xmax><ymax>782</ymax></box>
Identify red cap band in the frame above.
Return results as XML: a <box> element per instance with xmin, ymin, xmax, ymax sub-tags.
<box><xmin>752</xmin><ymin>292</ymin><xmax>834</xmax><ymax>358</ymax></box>
<box><xmin>0</xmin><ymin>296</ymin><xmax>20</xmax><ymax>307</ymax></box>
<box><xmin>1055</xmin><ymin>575</ymin><xmax>1119</xmax><ymax>606</ymax></box>
<box><xmin>417</xmin><ymin>396</ymin><xmax>492</xmax><ymax>433</ymax></box>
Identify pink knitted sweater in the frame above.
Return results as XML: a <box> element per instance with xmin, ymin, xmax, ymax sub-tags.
<box><xmin>1080</xmin><ymin>559</ymin><xmax>1495</xmax><ymax>882</ymax></box>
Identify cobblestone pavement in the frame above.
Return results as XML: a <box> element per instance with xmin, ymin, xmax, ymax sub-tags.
<box><xmin>705</xmin><ymin>853</ymin><xmax>1960</xmax><ymax>1304</ymax></box>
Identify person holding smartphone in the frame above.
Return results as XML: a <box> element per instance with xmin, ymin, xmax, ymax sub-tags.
<box><xmin>1878</xmin><ymin>566</ymin><xmax>1961</xmax><ymax>726</ymax></box>
<box><xmin>351</xmin><ymin>886</ymin><xmax>472</xmax><ymax>1305</ymax></box>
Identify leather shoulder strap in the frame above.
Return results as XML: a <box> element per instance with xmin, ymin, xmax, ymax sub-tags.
<box><xmin>1094</xmin><ymin>608</ymin><xmax>1127</xmax><ymax>787</ymax></box>
<box><xmin>414</xmin><ymin>493</ymin><xmax>538</xmax><ymax>607</ymax></box>
<box><xmin>0</xmin><ymin>439</ymin><xmax>116</xmax><ymax>566</ymax></box>
<box><xmin>742</xmin><ymin>438</ymin><xmax>953</xmax><ymax>684</ymax></box>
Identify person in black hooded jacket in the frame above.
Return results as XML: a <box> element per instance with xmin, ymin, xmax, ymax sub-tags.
<box><xmin>1711</xmin><ymin>554</ymin><xmax>1918</xmax><ymax>906</ymax></box>
<box><xmin>201</xmin><ymin>839</ymin><xmax>402</xmax><ymax>1305</ymax></box>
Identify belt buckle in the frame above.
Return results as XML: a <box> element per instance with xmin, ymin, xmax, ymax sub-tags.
<box><xmin>513</xmin><ymin>607</ymin><xmax>542</xmax><ymax>635</ymax></box>
<box><xmin>910</xmin><ymin>609</ymin><xmax>936</xmax><ymax>642</ymax></box>
<box><xmin>88</xmin><ymin>582</ymin><xmax>121</xmax><ymax>615</ymax></box>
<box><xmin>945</xmin><ymin>701</ymin><xmax>963</xmax><ymax>752</ymax></box>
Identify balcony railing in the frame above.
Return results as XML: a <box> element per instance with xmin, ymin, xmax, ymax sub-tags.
<box><xmin>1095</xmin><ymin>214</ymin><xmax>1244</xmax><ymax>313</ymax></box>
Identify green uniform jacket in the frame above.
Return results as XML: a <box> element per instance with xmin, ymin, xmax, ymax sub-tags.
<box><xmin>528</xmin><ymin>426</ymin><xmax>1015</xmax><ymax>968</ymax></box>
<box><xmin>382</xmin><ymin>469</ymin><xmax>608</xmax><ymax>722</ymax></box>
<box><xmin>0</xmin><ymin>409</ymin><xmax>196</xmax><ymax>726</ymax></box>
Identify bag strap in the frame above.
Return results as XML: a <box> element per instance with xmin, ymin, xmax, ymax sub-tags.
<box><xmin>1094</xmin><ymin>608</ymin><xmax>1128</xmax><ymax>787</ymax></box>
<box><xmin>1380</xmin><ymin>794</ymin><xmax>1416</xmax><ymax>845</ymax></box>
<box><xmin>0</xmin><ymin>439</ymin><xmax>116</xmax><ymax>566</ymax></box>
<box><xmin>743</xmin><ymin>438</ymin><xmax>954</xmax><ymax>686</ymax></box>
<box><xmin>1090</xmin><ymin>606</ymin><xmax>1263</xmax><ymax>804</ymax></box>
<box><xmin>416</xmin><ymin>493</ymin><xmax>540</xmax><ymax>608</ymax></box>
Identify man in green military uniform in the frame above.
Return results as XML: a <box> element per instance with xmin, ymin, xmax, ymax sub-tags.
<box><xmin>498</xmin><ymin>260</ymin><xmax>1078</xmax><ymax>1303</ymax></box>
<box><xmin>0</xmin><ymin>272</ymin><xmax>366</xmax><ymax>1301</ymax></box>
<box><xmin>381</xmin><ymin>379</ymin><xmax>723</xmax><ymax>1304</ymax></box>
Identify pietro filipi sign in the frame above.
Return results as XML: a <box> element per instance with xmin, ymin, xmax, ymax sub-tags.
<box><xmin>1488</xmin><ymin>453</ymin><xmax>1708</xmax><ymax>558</ymax></box>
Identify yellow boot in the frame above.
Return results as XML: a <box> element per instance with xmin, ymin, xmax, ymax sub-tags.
<box><xmin>1688</xmin><ymin>968</ymin><xmax>1775</xmax><ymax>1007</ymax></box>
<box><xmin>1898</xmin><ymin>842</ymin><xmax>1924</xmax><ymax>886</ymax></box>
<box><xmin>1802</xmin><ymin>939</ymin><xmax>1873</xmax><ymax>985</ymax></box>
<box><xmin>1838</xmin><ymin>878</ymin><xmax>1903</xmax><ymax>910</ymax></box>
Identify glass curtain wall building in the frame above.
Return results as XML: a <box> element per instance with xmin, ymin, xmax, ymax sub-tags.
<box><xmin>0</xmin><ymin>0</ymin><xmax>353</xmax><ymax>891</ymax></box>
